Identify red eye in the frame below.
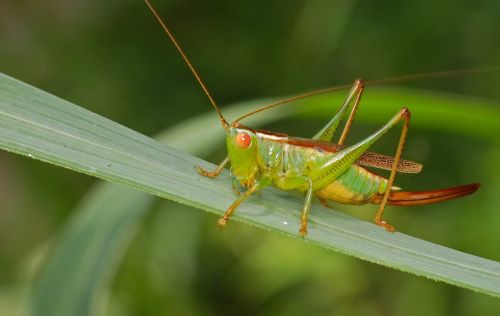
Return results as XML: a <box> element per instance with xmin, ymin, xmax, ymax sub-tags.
<box><xmin>236</xmin><ymin>132</ymin><xmax>251</xmax><ymax>148</ymax></box>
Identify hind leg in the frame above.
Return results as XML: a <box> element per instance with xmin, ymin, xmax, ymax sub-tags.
<box><xmin>374</xmin><ymin>109</ymin><xmax>411</xmax><ymax>232</ymax></box>
<box><xmin>313</xmin><ymin>79</ymin><xmax>364</xmax><ymax>145</ymax></box>
<box><xmin>311</xmin><ymin>107</ymin><xmax>412</xmax><ymax>232</ymax></box>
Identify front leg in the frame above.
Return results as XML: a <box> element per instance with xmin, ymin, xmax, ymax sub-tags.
<box><xmin>196</xmin><ymin>157</ymin><xmax>229</xmax><ymax>178</ymax></box>
<box><xmin>218</xmin><ymin>179</ymin><xmax>268</xmax><ymax>229</ymax></box>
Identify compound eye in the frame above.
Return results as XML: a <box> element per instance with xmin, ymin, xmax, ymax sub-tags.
<box><xmin>236</xmin><ymin>132</ymin><xmax>251</xmax><ymax>148</ymax></box>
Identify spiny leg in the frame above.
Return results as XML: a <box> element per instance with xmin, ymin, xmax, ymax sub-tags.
<box><xmin>311</xmin><ymin>108</ymin><xmax>412</xmax><ymax>188</ymax></box>
<box><xmin>309</xmin><ymin>108</ymin><xmax>412</xmax><ymax>232</ymax></box>
<box><xmin>313</xmin><ymin>79</ymin><xmax>364</xmax><ymax>144</ymax></box>
<box><xmin>196</xmin><ymin>157</ymin><xmax>229</xmax><ymax>178</ymax></box>
<box><xmin>299</xmin><ymin>178</ymin><xmax>314</xmax><ymax>237</ymax></box>
<box><xmin>375</xmin><ymin>108</ymin><xmax>411</xmax><ymax>232</ymax></box>
<box><xmin>218</xmin><ymin>180</ymin><xmax>265</xmax><ymax>229</ymax></box>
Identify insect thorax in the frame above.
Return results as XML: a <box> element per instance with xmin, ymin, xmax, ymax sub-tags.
<box><xmin>255</xmin><ymin>133</ymin><xmax>331</xmax><ymax>191</ymax></box>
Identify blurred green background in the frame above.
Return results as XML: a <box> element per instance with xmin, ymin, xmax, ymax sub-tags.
<box><xmin>1</xmin><ymin>0</ymin><xmax>500</xmax><ymax>315</ymax></box>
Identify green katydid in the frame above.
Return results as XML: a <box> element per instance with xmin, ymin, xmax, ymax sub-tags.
<box><xmin>145</xmin><ymin>0</ymin><xmax>480</xmax><ymax>236</ymax></box>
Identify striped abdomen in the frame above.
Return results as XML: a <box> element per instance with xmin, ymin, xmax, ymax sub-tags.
<box><xmin>315</xmin><ymin>165</ymin><xmax>397</xmax><ymax>205</ymax></box>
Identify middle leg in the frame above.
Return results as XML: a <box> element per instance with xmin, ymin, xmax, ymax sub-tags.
<box><xmin>299</xmin><ymin>178</ymin><xmax>314</xmax><ymax>237</ymax></box>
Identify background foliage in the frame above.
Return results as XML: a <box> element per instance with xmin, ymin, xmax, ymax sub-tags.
<box><xmin>0</xmin><ymin>0</ymin><xmax>499</xmax><ymax>315</ymax></box>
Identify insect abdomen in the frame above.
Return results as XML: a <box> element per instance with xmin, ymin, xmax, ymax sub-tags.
<box><xmin>316</xmin><ymin>165</ymin><xmax>393</xmax><ymax>204</ymax></box>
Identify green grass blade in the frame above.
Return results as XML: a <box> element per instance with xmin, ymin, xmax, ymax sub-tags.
<box><xmin>0</xmin><ymin>73</ymin><xmax>499</xmax><ymax>298</ymax></box>
<box><xmin>28</xmin><ymin>184</ymin><xmax>153</xmax><ymax>316</ymax></box>
<box><xmin>26</xmin><ymin>103</ymin><xmax>281</xmax><ymax>316</ymax></box>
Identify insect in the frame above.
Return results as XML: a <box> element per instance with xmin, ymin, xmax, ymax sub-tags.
<box><xmin>144</xmin><ymin>0</ymin><xmax>480</xmax><ymax>236</ymax></box>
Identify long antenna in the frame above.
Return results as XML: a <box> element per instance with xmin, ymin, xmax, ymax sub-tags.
<box><xmin>144</xmin><ymin>0</ymin><xmax>229</xmax><ymax>129</ymax></box>
<box><xmin>233</xmin><ymin>66</ymin><xmax>500</xmax><ymax>124</ymax></box>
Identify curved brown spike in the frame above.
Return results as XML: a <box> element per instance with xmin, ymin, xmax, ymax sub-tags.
<box><xmin>370</xmin><ymin>183</ymin><xmax>480</xmax><ymax>206</ymax></box>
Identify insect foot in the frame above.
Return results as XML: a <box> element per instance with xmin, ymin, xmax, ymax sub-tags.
<box><xmin>376</xmin><ymin>220</ymin><xmax>396</xmax><ymax>232</ymax></box>
<box><xmin>401</xmin><ymin>107</ymin><xmax>411</xmax><ymax>119</ymax></box>
<box><xmin>299</xmin><ymin>225</ymin><xmax>308</xmax><ymax>237</ymax></box>
<box><xmin>194</xmin><ymin>166</ymin><xmax>217</xmax><ymax>178</ymax></box>
<box><xmin>217</xmin><ymin>216</ymin><xmax>229</xmax><ymax>230</ymax></box>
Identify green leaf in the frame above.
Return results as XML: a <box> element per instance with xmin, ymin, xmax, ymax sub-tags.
<box><xmin>28</xmin><ymin>184</ymin><xmax>153</xmax><ymax>316</ymax></box>
<box><xmin>26</xmin><ymin>101</ymin><xmax>285</xmax><ymax>316</ymax></box>
<box><xmin>0</xmin><ymin>72</ymin><xmax>499</xmax><ymax>309</ymax></box>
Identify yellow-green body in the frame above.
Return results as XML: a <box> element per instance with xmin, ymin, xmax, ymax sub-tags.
<box><xmin>143</xmin><ymin>0</ymin><xmax>480</xmax><ymax>236</ymax></box>
<box><xmin>228</xmin><ymin>128</ymin><xmax>395</xmax><ymax>205</ymax></box>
